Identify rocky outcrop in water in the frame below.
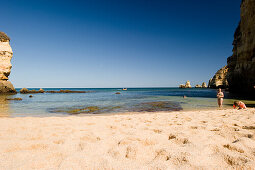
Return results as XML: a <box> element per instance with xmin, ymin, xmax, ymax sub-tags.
<box><xmin>208</xmin><ymin>66</ymin><xmax>229</xmax><ymax>89</ymax></box>
<box><xmin>195</xmin><ymin>84</ymin><xmax>201</xmax><ymax>88</ymax></box>
<box><xmin>226</xmin><ymin>0</ymin><xmax>255</xmax><ymax>95</ymax></box>
<box><xmin>179</xmin><ymin>81</ymin><xmax>191</xmax><ymax>88</ymax></box>
<box><xmin>202</xmin><ymin>82</ymin><xmax>207</xmax><ymax>88</ymax></box>
<box><xmin>46</xmin><ymin>90</ymin><xmax>88</xmax><ymax>93</ymax></box>
<box><xmin>0</xmin><ymin>32</ymin><xmax>16</xmax><ymax>93</ymax></box>
<box><xmin>6</xmin><ymin>98</ymin><xmax>22</xmax><ymax>101</ymax></box>
<box><xmin>185</xmin><ymin>81</ymin><xmax>191</xmax><ymax>88</ymax></box>
<box><xmin>194</xmin><ymin>82</ymin><xmax>207</xmax><ymax>88</ymax></box>
<box><xmin>20</xmin><ymin>88</ymin><xmax>89</xmax><ymax>94</ymax></box>
<box><xmin>20</xmin><ymin>88</ymin><xmax>45</xmax><ymax>94</ymax></box>
<box><xmin>179</xmin><ymin>84</ymin><xmax>185</xmax><ymax>88</ymax></box>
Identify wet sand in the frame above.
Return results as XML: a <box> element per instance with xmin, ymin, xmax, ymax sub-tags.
<box><xmin>0</xmin><ymin>108</ymin><xmax>255</xmax><ymax>169</ymax></box>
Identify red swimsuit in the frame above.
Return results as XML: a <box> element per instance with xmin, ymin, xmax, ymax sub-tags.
<box><xmin>233</xmin><ymin>102</ymin><xmax>246</xmax><ymax>109</ymax></box>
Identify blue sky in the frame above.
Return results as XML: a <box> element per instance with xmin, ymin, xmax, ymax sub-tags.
<box><xmin>1</xmin><ymin>0</ymin><xmax>241</xmax><ymax>88</ymax></box>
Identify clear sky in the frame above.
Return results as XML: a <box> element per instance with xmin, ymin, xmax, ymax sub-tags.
<box><xmin>1</xmin><ymin>0</ymin><xmax>241</xmax><ymax>88</ymax></box>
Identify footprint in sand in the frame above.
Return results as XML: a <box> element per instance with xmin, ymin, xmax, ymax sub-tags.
<box><xmin>223</xmin><ymin>154</ymin><xmax>248</xmax><ymax>167</ymax></box>
<box><xmin>153</xmin><ymin>149</ymin><xmax>170</xmax><ymax>161</ymax></box>
<box><xmin>153</xmin><ymin>129</ymin><xmax>162</xmax><ymax>134</ymax></box>
<box><xmin>80</xmin><ymin>135</ymin><xmax>100</xmax><ymax>142</ymax></box>
<box><xmin>190</xmin><ymin>126</ymin><xmax>198</xmax><ymax>129</ymax></box>
<box><xmin>78</xmin><ymin>142</ymin><xmax>85</xmax><ymax>151</ymax></box>
<box><xmin>168</xmin><ymin>134</ymin><xmax>176</xmax><ymax>140</ymax></box>
<box><xmin>118</xmin><ymin>137</ymin><xmax>141</xmax><ymax>146</ymax></box>
<box><xmin>171</xmin><ymin>152</ymin><xmax>189</xmax><ymax>165</ymax></box>
<box><xmin>108</xmin><ymin>148</ymin><xmax>120</xmax><ymax>158</ymax></box>
<box><xmin>168</xmin><ymin>134</ymin><xmax>189</xmax><ymax>145</ymax></box>
<box><xmin>242</xmin><ymin>126</ymin><xmax>255</xmax><ymax>130</ymax></box>
<box><xmin>140</xmin><ymin>138</ymin><xmax>156</xmax><ymax>146</ymax></box>
<box><xmin>53</xmin><ymin>139</ymin><xmax>65</xmax><ymax>144</ymax></box>
<box><xmin>223</xmin><ymin>144</ymin><xmax>244</xmax><ymax>153</ymax></box>
<box><xmin>125</xmin><ymin>146</ymin><xmax>137</xmax><ymax>159</ymax></box>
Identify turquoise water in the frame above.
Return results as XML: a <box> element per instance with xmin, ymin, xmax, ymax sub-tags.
<box><xmin>1</xmin><ymin>88</ymin><xmax>255</xmax><ymax>117</ymax></box>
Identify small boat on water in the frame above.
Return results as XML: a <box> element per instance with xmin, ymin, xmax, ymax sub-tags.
<box><xmin>122</xmin><ymin>88</ymin><xmax>127</xmax><ymax>91</ymax></box>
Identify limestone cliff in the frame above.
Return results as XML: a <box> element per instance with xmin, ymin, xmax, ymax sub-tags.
<box><xmin>208</xmin><ymin>66</ymin><xmax>229</xmax><ymax>89</ymax></box>
<box><xmin>0</xmin><ymin>32</ymin><xmax>16</xmax><ymax>93</ymax></box>
<box><xmin>226</xmin><ymin>0</ymin><xmax>255</xmax><ymax>95</ymax></box>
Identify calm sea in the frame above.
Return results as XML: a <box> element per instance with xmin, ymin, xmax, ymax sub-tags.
<box><xmin>0</xmin><ymin>88</ymin><xmax>254</xmax><ymax>117</ymax></box>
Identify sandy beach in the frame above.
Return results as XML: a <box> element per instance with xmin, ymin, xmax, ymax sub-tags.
<box><xmin>0</xmin><ymin>108</ymin><xmax>255</xmax><ymax>169</ymax></box>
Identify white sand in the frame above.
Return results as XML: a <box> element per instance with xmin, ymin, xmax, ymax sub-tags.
<box><xmin>0</xmin><ymin>108</ymin><xmax>255</xmax><ymax>169</ymax></box>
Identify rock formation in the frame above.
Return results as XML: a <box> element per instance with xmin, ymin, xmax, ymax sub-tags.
<box><xmin>38</xmin><ymin>88</ymin><xmax>45</xmax><ymax>93</ymax></box>
<box><xmin>195</xmin><ymin>84</ymin><xmax>202</xmax><ymax>88</ymax></box>
<box><xmin>185</xmin><ymin>81</ymin><xmax>191</xmax><ymax>88</ymax></box>
<box><xmin>19</xmin><ymin>88</ymin><xmax>88</xmax><ymax>94</ymax></box>
<box><xmin>201</xmin><ymin>82</ymin><xmax>207</xmax><ymax>88</ymax></box>
<box><xmin>194</xmin><ymin>82</ymin><xmax>207</xmax><ymax>88</ymax></box>
<box><xmin>179</xmin><ymin>84</ymin><xmax>185</xmax><ymax>88</ymax></box>
<box><xmin>0</xmin><ymin>32</ymin><xmax>16</xmax><ymax>93</ymax></box>
<box><xmin>208</xmin><ymin>66</ymin><xmax>229</xmax><ymax>89</ymax></box>
<box><xmin>20</xmin><ymin>88</ymin><xmax>29</xmax><ymax>94</ymax></box>
<box><xmin>179</xmin><ymin>81</ymin><xmax>192</xmax><ymax>88</ymax></box>
<box><xmin>20</xmin><ymin>88</ymin><xmax>45</xmax><ymax>94</ymax></box>
<box><xmin>226</xmin><ymin>0</ymin><xmax>255</xmax><ymax>95</ymax></box>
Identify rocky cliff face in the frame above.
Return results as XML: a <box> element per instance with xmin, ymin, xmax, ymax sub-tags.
<box><xmin>226</xmin><ymin>0</ymin><xmax>255</xmax><ymax>95</ymax></box>
<box><xmin>0</xmin><ymin>32</ymin><xmax>16</xmax><ymax>93</ymax></box>
<box><xmin>208</xmin><ymin>66</ymin><xmax>229</xmax><ymax>89</ymax></box>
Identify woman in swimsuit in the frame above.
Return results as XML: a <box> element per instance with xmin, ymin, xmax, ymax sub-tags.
<box><xmin>217</xmin><ymin>88</ymin><xmax>224</xmax><ymax>108</ymax></box>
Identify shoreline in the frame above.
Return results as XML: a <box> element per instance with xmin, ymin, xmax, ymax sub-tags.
<box><xmin>0</xmin><ymin>108</ymin><xmax>255</xmax><ymax>169</ymax></box>
<box><xmin>7</xmin><ymin>106</ymin><xmax>232</xmax><ymax>118</ymax></box>
<box><xmin>2</xmin><ymin>88</ymin><xmax>255</xmax><ymax>117</ymax></box>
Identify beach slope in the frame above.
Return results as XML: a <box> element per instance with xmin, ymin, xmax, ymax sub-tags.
<box><xmin>0</xmin><ymin>109</ymin><xmax>255</xmax><ymax>169</ymax></box>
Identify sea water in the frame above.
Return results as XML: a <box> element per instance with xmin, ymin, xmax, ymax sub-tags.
<box><xmin>1</xmin><ymin>88</ymin><xmax>255</xmax><ymax>117</ymax></box>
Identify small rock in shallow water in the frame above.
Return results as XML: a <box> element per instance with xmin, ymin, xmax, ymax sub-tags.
<box><xmin>6</xmin><ymin>98</ymin><xmax>22</xmax><ymax>101</ymax></box>
<box><xmin>46</xmin><ymin>90</ymin><xmax>87</xmax><ymax>93</ymax></box>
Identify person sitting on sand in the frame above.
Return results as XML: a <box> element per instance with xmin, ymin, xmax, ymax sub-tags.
<box><xmin>233</xmin><ymin>101</ymin><xmax>246</xmax><ymax>109</ymax></box>
<box><xmin>217</xmin><ymin>88</ymin><xmax>224</xmax><ymax>108</ymax></box>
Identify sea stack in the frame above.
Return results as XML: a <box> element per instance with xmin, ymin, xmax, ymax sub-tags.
<box><xmin>226</xmin><ymin>0</ymin><xmax>255</xmax><ymax>95</ymax></box>
<box><xmin>0</xmin><ymin>32</ymin><xmax>16</xmax><ymax>93</ymax></box>
<box><xmin>179</xmin><ymin>80</ymin><xmax>192</xmax><ymax>88</ymax></box>
<box><xmin>201</xmin><ymin>82</ymin><xmax>207</xmax><ymax>88</ymax></box>
<box><xmin>185</xmin><ymin>80</ymin><xmax>191</xmax><ymax>88</ymax></box>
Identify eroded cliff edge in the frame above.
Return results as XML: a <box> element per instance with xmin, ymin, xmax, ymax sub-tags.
<box><xmin>208</xmin><ymin>66</ymin><xmax>229</xmax><ymax>89</ymax></box>
<box><xmin>209</xmin><ymin>0</ymin><xmax>255</xmax><ymax>96</ymax></box>
<box><xmin>0</xmin><ymin>32</ymin><xmax>16</xmax><ymax>93</ymax></box>
<box><xmin>226</xmin><ymin>0</ymin><xmax>255</xmax><ymax>96</ymax></box>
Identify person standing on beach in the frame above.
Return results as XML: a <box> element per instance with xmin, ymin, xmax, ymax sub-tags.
<box><xmin>217</xmin><ymin>88</ymin><xmax>224</xmax><ymax>108</ymax></box>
